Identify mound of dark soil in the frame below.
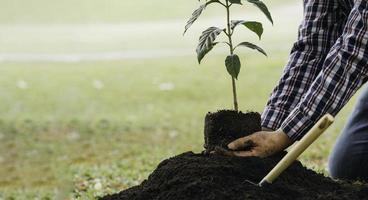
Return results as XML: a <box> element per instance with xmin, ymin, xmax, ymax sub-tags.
<box><xmin>101</xmin><ymin>110</ymin><xmax>368</xmax><ymax>200</ymax></box>
<box><xmin>101</xmin><ymin>152</ymin><xmax>368</xmax><ymax>200</ymax></box>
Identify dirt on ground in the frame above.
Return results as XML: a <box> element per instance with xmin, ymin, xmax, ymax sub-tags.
<box><xmin>101</xmin><ymin>151</ymin><xmax>368</xmax><ymax>200</ymax></box>
<box><xmin>101</xmin><ymin>110</ymin><xmax>368</xmax><ymax>200</ymax></box>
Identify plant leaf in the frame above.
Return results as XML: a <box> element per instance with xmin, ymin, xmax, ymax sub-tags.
<box><xmin>243</xmin><ymin>21</ymin><xmax>263</xmax><ymax>39</ymax></box>
<box><xmin>246</xmin><ymin>0</ymin><xmax>273</xmax><ymax>24</ymax></box>
<box><xmin>235</xmin><ymin>42</ymin><xmax>267</xmax><ymax>56</ymax></box>
<box><xmin>231</xmin><ymin>20</ymin><xmax>263</xmax><ymax>39</ymax></box>
<box><xmin>196</xmin><ymin>27</ymin><xmax>223</xmax><ymax>63</ymax></box>
<box><xmin>225</xmin><ymin>54</ymin><xmax>241</xmax><ymax>79</ymax></box>
<box><xmin>229</xmin><ymin>0</ymin><xmax>242</xmax><ymax>4</ymax></box>
<box><xmin>184</xmin><ymin>5</ymin><xmax>206</xmax><ymax>35</ymax></box>
<box><xmin>184</xmin><ymin>0</ymin><xmax>221</xmax><ymax>35</ymax></box>
<box><xmin>230</xmin><ymin>20</ymin><xmax>244</xmax><ymax>29</ymax></box>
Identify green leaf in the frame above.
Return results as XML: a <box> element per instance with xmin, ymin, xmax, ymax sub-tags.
<box><xmin>184</xmin><ymin>0</ymin><xmax>222</xmax><ymax>35</ymax></box>
<box><xmin>196</xmin><ymin>27</ymin><xmax>223</xmax><ymax>63</ymax></box>
<box><xmin>184</xmin><ymin>5</ymin><xmax>206</xmax><ymax>35</ymax></box>
<box><xmin>229</xmin><ymin>0</ymin><xmax>242</xmax><ymax>4</ymax></box>
<box><xmin>235</xmin><ymin>42</ymin><xmax>267</xmax><ymax>56</ymax></box>
<box><xmin>246</xmin><ymin>0</ymin><xmax>273</xmax><ymax>24</ymax></box>
<box><xmin>225</xmin><ymin>54</ymin><xmax>241</xmax><ymax>79</ymax></box>
<box><xmin>243</xmin><ymin>21</ymin><xmax>263</xmax><ymax>39</ymax></box>
<box><xmin>230</xmin><ymin>20</ymin><xmax>244</xmax><ymax>29</ymax></box>
<box><xmin>231</xmin><ymin>20</ymin><xmax>263</xmax><ymax>39</ymax></box>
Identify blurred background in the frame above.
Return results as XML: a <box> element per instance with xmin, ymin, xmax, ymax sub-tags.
<box><xmin>0</xmin><ymin>0</ymin><xmax>359</xmax><ymax>199</ymax></box>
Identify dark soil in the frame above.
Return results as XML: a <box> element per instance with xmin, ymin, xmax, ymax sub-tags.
<box><xmin>101</xmin><ymin>152</ymin><xmax>368</xmax><ymax>200</ymax></box>
<box><xmin>203</xmin><ymin>110</ymin><xmax>261</xmax><ymax>153</ymax></box>
<box><xmin>101</xmin><ymin>110</ymin><xmax>368</xmax><ymax>200</ymax></box>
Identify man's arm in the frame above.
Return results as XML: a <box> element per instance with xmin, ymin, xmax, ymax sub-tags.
<box><xmin>281</xmin><ymin>0</ymin><xmax>368</xmax><ymax>141</ymax></box>
<box><xmin>262</xmin><ymin>0</ymin><xmax>346</xmax><ymax>131</ymax></box>
<box><xmin>228</xmin><ymin>1</ymin><xmax>368</xmax><ymax>157</ymax></box>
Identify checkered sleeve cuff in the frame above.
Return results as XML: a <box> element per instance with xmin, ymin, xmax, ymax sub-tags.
<box><xmin>261</xmin><ymin>107</ymin><xmax>291</xmax><ymax>131</ymax></box>
<box><xmin>280</xmin><ymin>108</ymin><xmax>315</xmax><ymax>141</ymax></box>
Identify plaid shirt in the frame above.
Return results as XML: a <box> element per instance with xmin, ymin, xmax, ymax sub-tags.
<box><xmin>262</xmin><ymin>0</ymin><xmax>368</xmax><ymax>141</ymax></box>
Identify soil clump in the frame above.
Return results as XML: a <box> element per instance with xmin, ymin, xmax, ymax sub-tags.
<box><xmin>101</xmin><ymin>152</ymin><xmax>368</xmax><ymax>200</ymax></box>
<box><xmin>101</xmin><ymin>111</ymin><xmax>368</xmax><ymax>200</ymax></box>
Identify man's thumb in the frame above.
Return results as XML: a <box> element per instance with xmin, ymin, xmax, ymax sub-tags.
<box><xmin>228</xmin><ymin>137</ymin><xmax>248</xmax><ymax>150</ymax></box>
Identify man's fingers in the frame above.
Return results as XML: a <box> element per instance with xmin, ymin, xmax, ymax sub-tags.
<box><xmin>213</xmin><ymin>146</ymin><xmax>235</xmax><ymax>156</ymax></box>
<box><xmin>232</xmin><ymin>150</ymin><xmax>257</xmax><ymax>157</ymax></box>
<box><xmin>228</xmin><ymin>135</ymin><xmax>254</xmax><ymax>150</ymax></box>
<box><xmin>241</xmin><ymin>140</ymin><xmax>256</xmax><ymax>151</ymax></box>
<box><xmin>228</xmin><ymin>137</ymin><xmax>246</xmax><ymax>150</ymax></box>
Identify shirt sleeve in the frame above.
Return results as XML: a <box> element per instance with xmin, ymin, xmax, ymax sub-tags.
<box><xmin>281</xmin><ymin>0</ymin><xmax>368</xmax><ymax>141</ymax></box>
<box><xmin>262</xmin><ymin>0</ymin><xmax>346</xmax><ymax>131</ymax></box>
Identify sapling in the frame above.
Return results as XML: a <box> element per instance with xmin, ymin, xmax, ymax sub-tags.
<box><xmin>184</xmin><ymin>0</ymin><xmax>273</xmax><ymax>111</ymax></box>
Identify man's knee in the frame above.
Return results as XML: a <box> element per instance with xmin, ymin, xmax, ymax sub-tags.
<box><xmin>328</xmin><ymin>155</ymin><xmax>347</xmax><ymax>180</ymax></box>
<box><xmin>328</xmin><ymin>153</ymin><xmax>343</xmax><ymax>180</ymax></box>
<box><xmin>328</xmin><ymin>151</ymin><xmax>368</xmax><ymax>181</ymax></box>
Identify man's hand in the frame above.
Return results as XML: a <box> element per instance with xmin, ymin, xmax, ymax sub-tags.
<box><xmin>227</xmin><ymin>129</ymin><xmax>292</xmax><ymax>158</ymax></box>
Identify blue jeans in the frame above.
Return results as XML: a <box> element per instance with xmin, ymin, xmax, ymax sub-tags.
<box><xmin>329</xmin><ymin>85</ymin><xmax>368</xmax><ymax>181</ymax></box>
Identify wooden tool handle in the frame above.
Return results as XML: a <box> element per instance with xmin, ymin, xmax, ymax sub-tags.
<box><xmin>259</xmin><ymin>114</ymin><xmax>334</xmax><ymax>186</ymax></box>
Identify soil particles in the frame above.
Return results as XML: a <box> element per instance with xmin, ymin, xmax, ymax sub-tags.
<box><xmin>101</xmin><ymin>110</ymin><xmax>368</xmax><ymax>200</ymax></box>
<box><xmin>204</xmin><ymin>110</ymin><xmax>261</xmax><ymax>153</ymax></box>
<box><xmin>101</xmin><ymin>152</ymin><xmax>368</xmax><ymax>200</ymax></box>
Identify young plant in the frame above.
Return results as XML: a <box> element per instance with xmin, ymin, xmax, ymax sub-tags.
<box><xmin>184</xmin><ymin>0</ymin><xmax>273</xmax><ymax>111</ymax></box>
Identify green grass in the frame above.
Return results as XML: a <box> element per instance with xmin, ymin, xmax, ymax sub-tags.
<box><xmin>0</xmin><ymin>53</ymin><xmax>358</xmax><ymax>199</ymax></box>
<box><xmin>0</xmin><ymin>0</ymin><xmax>359</xmax><ymax>199</ymax></box>
<box><xmin>0</xmin><ymin>0</ymin><xmax>286</xmax><ymax>24</ymax></box>
<box><xmin>1</xmin><ymin>0</ymin><xmax>188</xmax><ymax>24</ymax></box>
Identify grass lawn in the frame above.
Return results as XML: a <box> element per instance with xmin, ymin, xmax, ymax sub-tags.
<box><xmin>0</xmin><ymin>54</ymin><xmax>358</xmax><ymax>199</ymax></box>
<box><xmin>0</xmin><ymin>0</ymin><xmax>360</xmax><ymax>199</ymax></box>
<box><xmin>1</xmin><ymin>0</ymin><xmax>289</xmax><ymax>24</ymax></box>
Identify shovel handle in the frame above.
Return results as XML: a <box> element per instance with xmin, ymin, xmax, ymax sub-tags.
<box><xmin>259</xmin><ymin>113</ymin><xmax>334</xmax><ymax>186</ymax></box>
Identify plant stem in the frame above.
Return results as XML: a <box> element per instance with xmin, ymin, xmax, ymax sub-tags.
<box><xmin>231</xmin><ymin>77</ymin><xmax>238</xmax><ymax>111</ymax></box>
<box><xmin>225</xmin><ymin>0</ymin><xmax>238</xmax><ymax>112</ymax></box>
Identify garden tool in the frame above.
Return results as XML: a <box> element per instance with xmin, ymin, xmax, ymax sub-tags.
<box><xmin>245</xmin><ymin>113</ymin><xmax>335</xmax><ymax>187</ymax></box>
